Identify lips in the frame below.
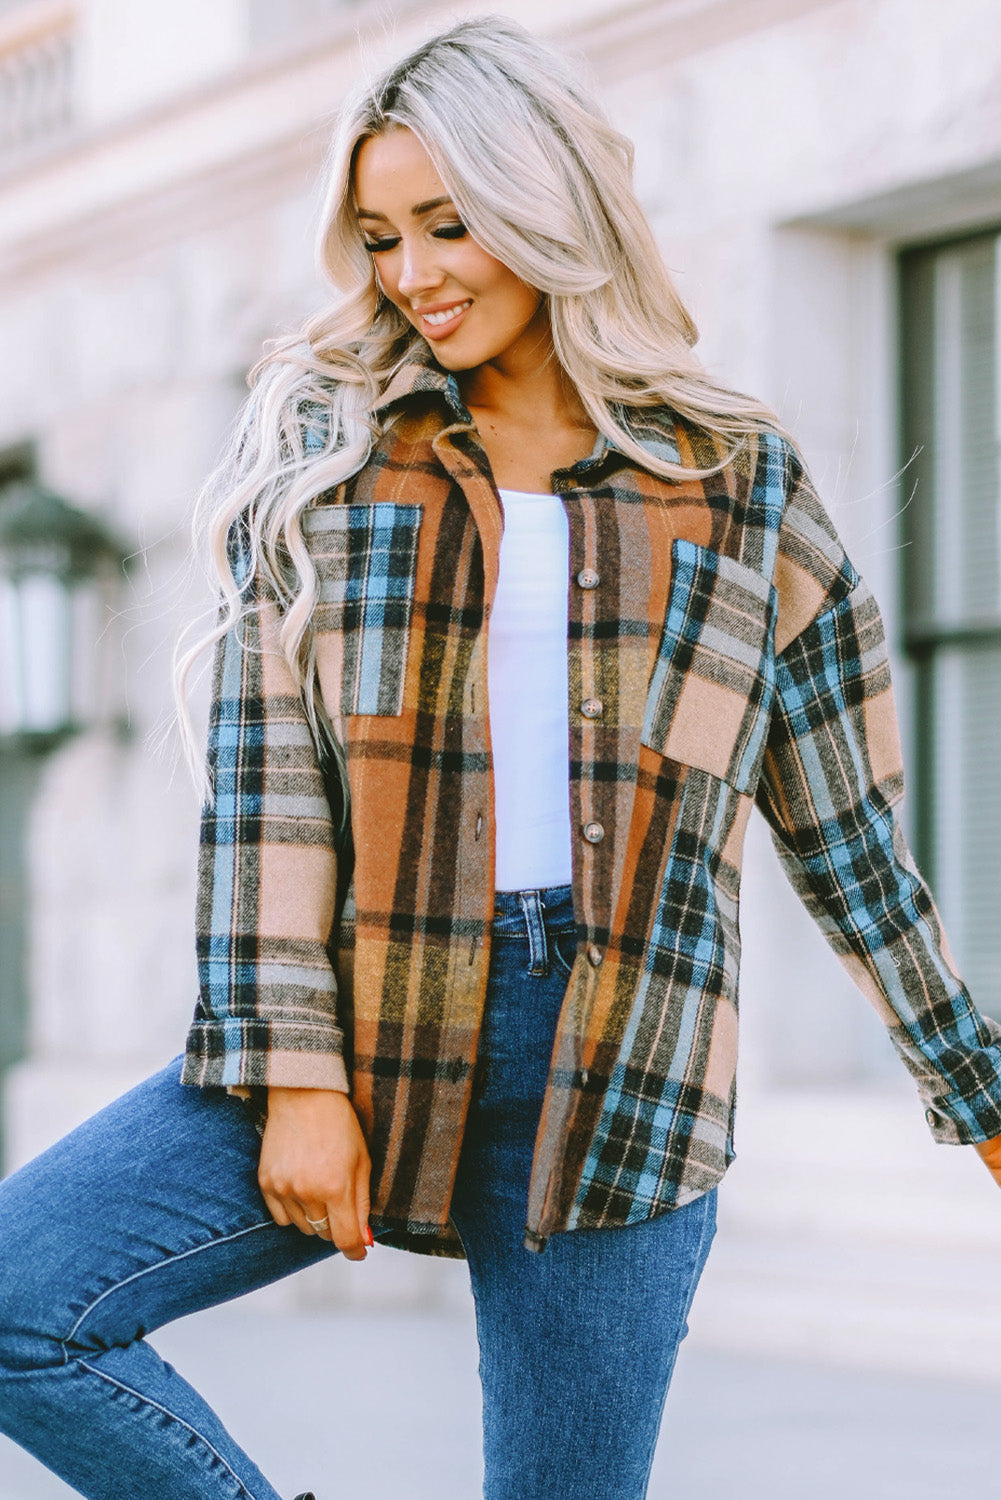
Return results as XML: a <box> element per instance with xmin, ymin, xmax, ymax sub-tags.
<box><xmin>416</xmin><ymin>299</ymin><xmax>472</xmax><ymax>339</ymax></box>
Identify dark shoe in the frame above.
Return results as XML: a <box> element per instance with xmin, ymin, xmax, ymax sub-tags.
<box><xmin>292</xmin><ymin>1493</ymin><xmax>316</xmax><ymax>1499</ymax></box>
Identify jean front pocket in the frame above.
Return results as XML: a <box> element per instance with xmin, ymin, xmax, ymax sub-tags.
<box><xmin>641</xmin><ymin>539</ymin><xmax>775</xmax><ymax>792</ymax></box>
<box><xmin>305</xmin><ymin>501</ymin><xmax>422</xmax><ymax>717</ymax></box>
<box><xmin>550</xmin><ymin>929</ymin><xmax>578</xmax><ymax>978</ymax></box>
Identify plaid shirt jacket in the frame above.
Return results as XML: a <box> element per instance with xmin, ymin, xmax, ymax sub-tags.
<box><xmin>181</xmin><ymin>353</ymin><xmax>1001</xmax><ymax>1255</ymax></box>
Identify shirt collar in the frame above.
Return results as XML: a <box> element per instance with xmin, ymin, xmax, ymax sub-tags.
<box><xmin>373</xmin><ymin>346</ymin><xmax>681</xmax><ymax>474</ymax></box>
<box><xmin>373</xmin><ymin>348</ymin><xmax>470</xmax><ymax>422</ymax></box>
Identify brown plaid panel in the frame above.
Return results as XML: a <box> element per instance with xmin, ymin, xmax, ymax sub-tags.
<box><xmin>641</xmin><ymin>540</ymin><xmax>776</xmax><ymax>791</ymax></box>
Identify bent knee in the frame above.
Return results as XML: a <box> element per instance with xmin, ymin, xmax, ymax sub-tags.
<box><xmin>0</xmin><ymin>1188</ymin><xmax>81</xmax><ymax>1373</ymax></box>
<box><xmin>0</xmin><ymin>1264</ymin><xmax>70</xmax><ymax>1375</ymax></box>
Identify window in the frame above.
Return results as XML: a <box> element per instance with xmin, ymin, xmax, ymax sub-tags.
<box><xmin>899</xmin><ymin>230</ymin><xmax>1001</xmax><ymax>1018</ymax></box>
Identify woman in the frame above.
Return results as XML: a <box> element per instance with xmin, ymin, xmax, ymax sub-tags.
<box><xmin>2</xmin><ymin>15</ymin><xmax>1001</xmax><ymax>1500</ymax></box>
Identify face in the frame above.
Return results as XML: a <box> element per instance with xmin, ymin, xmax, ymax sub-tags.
<box><xmin>352</xmin><ymin>127</ymin><xmax>548</xmax><ymax>374</ymax></box>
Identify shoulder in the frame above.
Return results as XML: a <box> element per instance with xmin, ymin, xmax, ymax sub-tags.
<box><xmin>625</xmin><ymin>406</ymin><xmax>864</xmax><ymax>649</ymax></box>
<box><xmin>626</xmin><ymin>405</ymin><xmax>790</xmax><ymax>494</ymax></box>
<box><xmin>770</xmin><ymin>436</ymin><xmax>860</xmax><ymax>653</ymax></box>
<box><xmin>662</xmin><ymin>413</ymin><xmax>862</xmax><ymax>653</ymax></box>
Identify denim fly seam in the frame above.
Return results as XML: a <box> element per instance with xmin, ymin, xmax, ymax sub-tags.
<box><xmin>490</xmin><ymin>883</ymin><xmax>576</xmax><ymax>981</ymax></box>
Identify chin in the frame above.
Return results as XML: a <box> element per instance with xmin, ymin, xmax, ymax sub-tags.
<box><xmin>421</xmin><ymin>340</ymin><xmax>480</xmax><ymax>371</ymax></box>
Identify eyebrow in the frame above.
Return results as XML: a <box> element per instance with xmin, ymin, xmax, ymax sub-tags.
<box><xmin>355</xmin><ymin>195</ymin><xmax>454</xmax><ymax>221</ymax></box>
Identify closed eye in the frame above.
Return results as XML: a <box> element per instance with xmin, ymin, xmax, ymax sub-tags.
<box><xmin>361</xmin><ymin>222</ymin><xmax>468</xmax><ymax>254</ymax></box>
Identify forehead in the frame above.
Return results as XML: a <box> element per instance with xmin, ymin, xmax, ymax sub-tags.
<box><xmin>353</xmin><ymin>128</ymin><xmax>448</xmax><ymax>212</ymax></box>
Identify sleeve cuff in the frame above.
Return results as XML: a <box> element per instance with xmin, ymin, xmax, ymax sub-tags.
<box><xmin>921</xmin><ymin>1082</ymin><xmax>1001</xmax><ymax>1146</ymax></box>
<box><xmin>179</xmin><ymin>1019</ymin><xmax>351</xmax><ymax>1095</ymax></box>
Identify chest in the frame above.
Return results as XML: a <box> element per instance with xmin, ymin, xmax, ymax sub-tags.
<box><xmin>306</xmin><ymin>449</ymin><xmax>778</xmax><ymax>799</ymax></box>
<box><xmin>466</xmin><ymin>411</ymin><xmax>598</xmax><ymax>493</ymax></box>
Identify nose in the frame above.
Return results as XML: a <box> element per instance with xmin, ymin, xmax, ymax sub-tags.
<box><xmin>396</xmin><ymin>235</ymin><xmax>444</xmax><ymax>301</ymax></box>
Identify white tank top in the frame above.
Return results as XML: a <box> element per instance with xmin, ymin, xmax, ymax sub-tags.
<box><xmin>487</xmin><ymin>488</ymin><xmax>574</xmax><ymax>891</ymax></box>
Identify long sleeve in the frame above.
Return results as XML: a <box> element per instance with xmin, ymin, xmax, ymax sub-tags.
<box><xmin>180</xmin><ymin>531</ymin><xmax>350</xmax><ymax>1096</ymax></box>
<box><xmin>755</xmin><ymin>445</ymin><xmax>1001</xmax><ymax>1145</ymax></box>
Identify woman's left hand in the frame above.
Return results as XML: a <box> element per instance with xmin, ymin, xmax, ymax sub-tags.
<box><xmin>972</xmin><ymin>1131</ymin><xmax>1001</xmax><ymax>1188</ymax></box>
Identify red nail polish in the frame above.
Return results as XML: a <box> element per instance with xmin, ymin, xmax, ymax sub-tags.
<box><xmin>364</xmin><ymin>1224</ymin><xmax>375</xmax><ymax>1248</ymax></box>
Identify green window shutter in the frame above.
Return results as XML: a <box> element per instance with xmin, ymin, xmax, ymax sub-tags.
<box><xmin>900</xmin><ymin>231</ymin><xmax>1001</xmax><ymax>1018</ymax></box>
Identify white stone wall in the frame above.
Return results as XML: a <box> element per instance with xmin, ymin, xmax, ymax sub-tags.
<box><xmin>0</xmin><ymin>159</ymin><xmax>326</xmax><ymax>1154</ymax></box>
<box><xmin>80</xmin><ymin>0</ymin><xmax>248</xmax><ymax>125</ymax></box>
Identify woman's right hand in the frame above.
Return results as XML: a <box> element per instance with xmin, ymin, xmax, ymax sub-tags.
<box><xmin>257</xmin><ymin>1087</ymin><xmax>373</xmax><ymax>1261</ymax></box>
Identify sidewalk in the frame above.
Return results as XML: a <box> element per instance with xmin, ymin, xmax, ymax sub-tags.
<box><xmin>5</xmin><ymin>1088</ymin><xmax>1001</xmax><ymax>1498</ymax></box>
<box><xmin>2</xmin><ymin>1285</ymin><xmax>999</xmax><ymax>1500</ymax></box>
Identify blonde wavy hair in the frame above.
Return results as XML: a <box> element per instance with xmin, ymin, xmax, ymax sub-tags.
<box><xmin>174</xmin><ymin>13</ymin><xmax>784</xmax><ymax>815</ymax></box>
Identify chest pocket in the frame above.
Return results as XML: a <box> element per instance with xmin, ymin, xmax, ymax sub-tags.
<box><xmin>307</xmin><ymin>502</ymin><xmax>422</xmax><ymax>717</ymax></box>
<box><xmin>641</xmin><ymin>539</ymin><xmax>775</xmax><ymax>793</ymax></box>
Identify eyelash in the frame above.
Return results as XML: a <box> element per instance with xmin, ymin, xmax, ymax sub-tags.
<box><xmin>362</xmin><ymin>223</ymin><xmax>468</xmax><ymax>254</ymax></box>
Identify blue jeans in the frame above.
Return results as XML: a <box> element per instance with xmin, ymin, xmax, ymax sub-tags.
<box><xmin>0</xmin><ymin>883</ymin><xmax>716</xmax><ymax>1500</ymax></box>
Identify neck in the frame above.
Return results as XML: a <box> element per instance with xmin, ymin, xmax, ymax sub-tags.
<box><xmin>457</xmin><ymin>314</ymin><xmax>590</xmax><ymax>432</ymax></box>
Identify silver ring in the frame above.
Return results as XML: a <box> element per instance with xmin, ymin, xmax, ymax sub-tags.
<box><xmin>305</xmin><ymin>1214</ymin><xmax>329</xmax><ymax>1230</ymax></box>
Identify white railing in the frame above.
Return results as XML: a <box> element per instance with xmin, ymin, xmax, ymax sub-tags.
<box><xmin>0</xmin><ymin>2</ymin><xmax>76</xmax><ymax>171</ymax></box>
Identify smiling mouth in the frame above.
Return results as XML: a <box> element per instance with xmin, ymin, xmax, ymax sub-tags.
<box><xmin>419</xmin><ymin>299</ymin><xmax>472</xmax><ymax>330</ymax></box>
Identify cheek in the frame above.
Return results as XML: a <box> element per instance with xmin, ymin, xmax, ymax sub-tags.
<box><xmin>457</xmin><ymin>241</ymin><xmax>522</xmax><ymax>300</ymax></box>
<box><xmin>481</xmin><ymin>263</ymin><xmax>541</xmax><ymax>324</ymax></box>
<box><xmin>500</xmin><ymin>281</ymin><xmax>542</xmax><ymax>331</ymax></box>
<box><xmin>374</xmin><ymin>260</ymin><xmax>405</xmax><ymax>308</ymax></box>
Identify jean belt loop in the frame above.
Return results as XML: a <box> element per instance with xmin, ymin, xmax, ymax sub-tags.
<box><xmin>518</xmin><ymin>889</ymin><xmax>550</xmax><ymax>976</ymax></box>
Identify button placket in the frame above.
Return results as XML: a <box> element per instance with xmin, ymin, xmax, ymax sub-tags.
<box><xmin>568</xmin><ymin>498</ymin><xmax>605</xmax><ymax>1031</ymax></box>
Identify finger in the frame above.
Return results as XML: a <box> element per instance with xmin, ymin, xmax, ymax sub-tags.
<box><xmin>355</xmin><ymin>1177</ymin><xmax>372</xmax><ymax>1249</ymax></box>
<box><xmin>282</xmin><ymin>1201</ymin><xmax>329</xmax><ymax>1239</ymax></box>
<box><xmin>300</xmin><ymin>1203</ymin><xmax>333</xmax><ymax>1239</ymax></box>
<box><xmin>264</xmin><ymin>1189</ymin><xmax>326</xmax><ymax>1239</ymax></box>
<box><xmin>326</xmin><ymin>1195</ymin><xmax>367</xmax><ymax>1261</ymax></box>
<box><xmin>261</xmin><ymin>1188</ymin><xmax>292</xmax><ymax>1228</ymax></box>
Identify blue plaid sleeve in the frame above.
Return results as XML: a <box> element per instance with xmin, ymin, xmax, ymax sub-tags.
<box><xmin>757</xmin><ymin>557</ymin><xmax>1001</xmax><ymax>1146</ymax></box>
<box><xmin>179</xmin><ymin>520</ymin><xmax>350</xmax><ymax>1097</ymax></box>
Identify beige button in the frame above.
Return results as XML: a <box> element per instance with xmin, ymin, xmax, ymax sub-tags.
<box><xmin>581</xmin><ymin>697</ymin><xmax>603</xmax><ymax>719</ymax></box>
<box><xmin>587</xmin><ymin>944</ymin><xmax>603</xmax><ymax>967</ymax></box>
<box><xmin>582</xmin><ymin>821</ymin><xmax>604</xmax><ymax>843</ymax></box>
<box><xmin>576</xmin><ymin>568</ymin><xmax>600</xmax><ymax>589</ymax></box>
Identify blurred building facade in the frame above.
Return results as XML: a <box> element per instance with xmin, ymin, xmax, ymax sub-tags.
<box><xmin>2</xmin><ymin>0</ymin><xmax>1001</xmax><ymax>1364</ymax></box>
